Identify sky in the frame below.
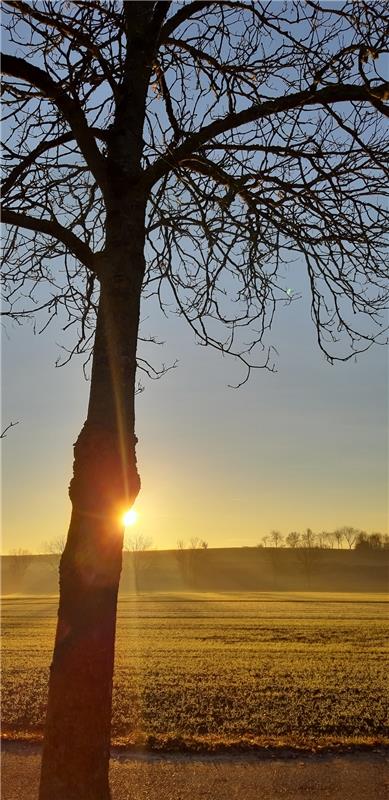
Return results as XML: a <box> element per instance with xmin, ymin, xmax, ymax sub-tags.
<box><xmin>2</xmin><ymin>267</ymin><xmax>388</xmax><ymax>553</ymax></box>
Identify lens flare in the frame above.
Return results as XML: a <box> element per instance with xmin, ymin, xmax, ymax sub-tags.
<box><xmin>123</xmin><ymin>509</ymin><xmax>138</xmax><ymax>527</ymax></box>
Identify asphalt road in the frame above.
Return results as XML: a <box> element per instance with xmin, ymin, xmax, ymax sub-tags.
<box><xmin>2</xmin><ymin>743</ymin><xmax>388</xmax><ymax>800</ymax></box>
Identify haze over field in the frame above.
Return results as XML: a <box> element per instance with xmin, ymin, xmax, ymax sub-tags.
<box><xmin>2</xmin><ymin>546</ymin><xmax>388</xmax><ymax>596</ymax></box>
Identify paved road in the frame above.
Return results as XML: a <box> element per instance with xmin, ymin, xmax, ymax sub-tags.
<box><xmin>2</xmin><ymin>743</ymin><xmax>388</xmax><ymax>800</ymax></box>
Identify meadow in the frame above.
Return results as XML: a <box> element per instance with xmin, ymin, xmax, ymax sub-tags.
<box><xmin>1</xmin><ymin>592</ymin><xmax>388</xmax><ymax>750</ymax></box>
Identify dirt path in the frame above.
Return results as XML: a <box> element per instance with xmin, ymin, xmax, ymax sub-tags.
<box><xmin>2</xmin><ymin>742</ymin><xmax>388</xmax><ymax>800</ymax></box>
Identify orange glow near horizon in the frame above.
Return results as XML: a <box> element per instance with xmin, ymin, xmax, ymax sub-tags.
<box><xmin>123</xmin><ymin>509</ymin><xmax>138</xmax><ymax>527</ymax></box>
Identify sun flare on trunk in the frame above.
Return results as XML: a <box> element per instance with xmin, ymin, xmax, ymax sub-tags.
<box><xmin>123</xmin><ymin>509</ymin><xmax>138</xmax><ymax>527</ymax></box>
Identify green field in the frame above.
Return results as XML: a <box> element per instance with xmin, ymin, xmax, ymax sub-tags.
<box><xmin>1</xmin><ymin>592</ymin><xmax>388</xmax><ymax>750</ymax></box>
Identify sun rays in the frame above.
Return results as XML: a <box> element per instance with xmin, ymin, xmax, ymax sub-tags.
<box><xmin>123</xmin><ymin>509</ymin><xmax>138</xmax><ymax>527</ymax></box>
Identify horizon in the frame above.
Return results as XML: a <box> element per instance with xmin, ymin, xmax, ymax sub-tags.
<box><xmin>3</xmin><ymin>530</ymin><xmax>388</xmax><ymax>557</ymax></box>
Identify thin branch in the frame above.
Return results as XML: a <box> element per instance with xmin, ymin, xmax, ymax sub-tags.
<box><xmin>0</xmin><ymin>421</ymin><xmax>20</xmax><ymax>439</ymax></box>
<box><xmin>160</xmin><ymin>1</ymin><xmax>211</xmax><ymax>40</ymax></box>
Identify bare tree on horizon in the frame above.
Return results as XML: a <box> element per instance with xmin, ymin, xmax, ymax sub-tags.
<box><xmin>123</xmin><ymin>533</ymin><xmax>153</xmax><ymax>592</ymax></box>
<box><xmin>286</xmin><ymin>531</ymin><xmax>300</xmax><ymax>549</ymax></box>
<box><xmin>270</xmin><ymin>530</ymin><xmax>284</xmax><ymax>548</ymax></box>
<box><xmin>339</xmin><ymin>525</ymin><xmax>362</xmax><ymax>550</ymax></box>
<box><xmin>41</xmin><ymin>537</ymin><xmax>67</xmax><ymax>573</ymax></box>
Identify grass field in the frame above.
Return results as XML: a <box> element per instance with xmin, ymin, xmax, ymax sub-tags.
<box><xmin>1</xmin><ymin>592</ymin><xmax>388</xmax><ymax>750</ymax></box>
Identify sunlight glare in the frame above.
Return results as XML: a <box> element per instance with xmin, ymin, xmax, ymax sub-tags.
<box><xmin>123</xmin><ymin>509</ymin><xmax>138</xmax><ymax>527</ymax></box>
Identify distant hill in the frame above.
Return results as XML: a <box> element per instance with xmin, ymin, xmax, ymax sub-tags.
<box><xmin>1</xmin><ymin>547</ymin><xmax>388</xmax><ymax>594</ymax></box>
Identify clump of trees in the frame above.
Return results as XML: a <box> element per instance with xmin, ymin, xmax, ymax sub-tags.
<box><xmin>258</xmin><ymin>528</ymin><xmax>388</xmax><ymax>550</ymax></box>
<box><xmin>354</xmin><ymin>532</ymin><xmax>389</xmax><ymax>550</ymax></box>
<box><xmin>256</xmin><ymin>526</ymin><xmax>388</xmax><ymax>589</ymax></box>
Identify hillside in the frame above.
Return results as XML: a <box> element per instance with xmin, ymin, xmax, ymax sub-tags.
<box><xmin>1</xmin><ymin>547</ymin><xmax>388</xmax><ymax>594</ymax></box>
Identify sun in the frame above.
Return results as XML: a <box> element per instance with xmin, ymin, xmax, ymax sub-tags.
<box><xmin>122</xmin><ymin>509</ymin><xmax>138</xmax><ymax>527</ymax></box>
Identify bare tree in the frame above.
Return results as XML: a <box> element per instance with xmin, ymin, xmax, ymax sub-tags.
<box><xmin>266</xmin><ymin>531</ymin><xmax>283</xmax><ymax>588</ymax></box>
<box><xmin>295</xmin><ymin>530</ymin><xmax>320</xmax><ymax>587</ymax></box>
<box><xmin>190</xmin><ymin>537</ymin><xmax>201</xmax><ymax>550</ymax></box>
<box><xmin>354</xmin><ymin>531</ymin><xmax>370</xmax><ymax>550</ymax></box>
<box><xmin>301</xmin><ymin>528</ymin><xmax>316</xmax><ymax>548</ymax></box>
<box><xmin>322</xmin><ymin>531</ymin><xmax>337</xmax><ymax>550</ymax></box>
<box><xmin>1</xmin><ymin>2</ymin><xmax>388</xmax><ymax>797</ymax></box>
<box><xmin>339</xmin><ymin>526</ymin><xmax>360</xmax><ymax>549</ymax></box>
<box><xmin>42</xmin><ymin>537</ymin><xmax>66</xmax><ymax>555</ymax></box>
<box><xmin>41</xmin><ymin>536</ymin><xmax>66</xmax><ymax>574</ymax></box>
<box><xmin>123</xmin><ymin>534</ymin><xmax>153</xmax><ymax>592</ymax></box>
<box><xmin>286</xmin><ymin>531</ymin><xmax>300</xmax><ymax>548</ymax></box>
<box><xmin>123</xmin><ymin>534</ymin><xmax>153</xmax><ymax>553</ymax></box>
<box><xmin>187</xmin><ymin>535</ymin><xmax>204</xmax><ymax>586</ymax></box>
<box><xmin>316</xmin><ymin>530</ymin><xmax>330</xmax><ymax>549</ymax></box>
<box><xmin>334</xmin><ymin>528</ymin><xmax>345</xmax><ymax>549</ymax></box>
<box><xmin>369</xmin><ymin>532</ymin><xmax>384</xmax><ymax>549</ymax></box>
<box><xmin>175</xmin><ymin>538</ymin><xmax>190</xmax><ymax>583</ymax></box>
<box><xmin>270</xmin><ymin>530</ymin><xmax>283</xmax><ymax>548</ymax></box>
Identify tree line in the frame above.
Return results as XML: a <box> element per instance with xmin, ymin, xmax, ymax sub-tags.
<box><xmin>257</xmin><ymin>528</ymin><xmax>388</xmax><ymax>551</ymax></box>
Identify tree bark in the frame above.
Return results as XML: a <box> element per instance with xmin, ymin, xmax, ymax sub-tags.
<box><xmin>39</xmin><ymin>235</ymin><xmax>145</xmax><ymax>800</ymax></box>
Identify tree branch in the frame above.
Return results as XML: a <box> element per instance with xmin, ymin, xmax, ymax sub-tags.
<box><xmin>153</xmin><ymin>59</ymin><xmax>182</xmax><ymax>141</ymax></box>
<box><xmin>145</xmin><ymin>81</ymin><xmax>389</xmax><ymax>187</ymax></box>
<box><xmin>1</xmin><ymin>207</ymin><xmax>98</xmax><ymax>273</ymax></box>
<box><xmin>179</xmin><ymin>155</ymin><xmax>255</xmax><ymax>209</ymax></box>
<box><xmin>1</xmin><ymin>53</ymin><xmax>108</xmax><ymax>191</ymax></box>
<box><xmin>2</xmin><ymin>128</ymin><xmax>109</xmax><ymax>198</ymax></box>
<box><xmin>0</xmin><ymin>420</ymin><xmax>20</xmax><ymax>439</ymax></box>
<box><xmin>160</xmin><ymin>2</ymin><xmax>212</xmax><ymax>40</ymax></box>
<box><xmin>164</xmin><ymin>36</ymin><xmax>255</xmax><ymax>76</ymax></box>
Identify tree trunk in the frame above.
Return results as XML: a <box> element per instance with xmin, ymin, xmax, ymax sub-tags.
<box><xmin>39</xmin><ymin>240</ymin><xmax>144</xmax><ymax>800</ymax></box>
